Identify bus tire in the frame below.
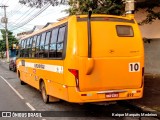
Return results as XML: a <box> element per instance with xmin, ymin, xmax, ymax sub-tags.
<box><xmin>40</xmin><ymin>81</ymin><xmax>49</xmax><ymax>103</ymax></box>
<box><xmin>21</xmin><ymin>80</ymin><xmax>26</xmax><ymax>85</ymax></box>
<box><xmin>18</xmin><ymin>71</ymin><xmax>26</xmax><ymax>85</ymax></box>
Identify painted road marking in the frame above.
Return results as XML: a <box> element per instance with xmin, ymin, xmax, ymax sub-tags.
<box><xmin>0</xmin><ymin>76</ymin><xmax>24</xmax><ymax>100</ymax></box>
<box><xmin>26</xmin><ymin>102</ymin><xmax>36</xmax><ymax>111</ymax></box>
<box><xmin>0</xmin><ymin>76</ymin><xmax>36</xmax><ymax>111</ymax></box>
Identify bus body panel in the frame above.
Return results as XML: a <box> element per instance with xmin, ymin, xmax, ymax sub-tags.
<box><xmin>78</xmin><ymin>57</ymin><xmax>144</xmax><ymax>91</ymax></box>
<box><xmin>67</xmin><ymin>87</ymin><xmax>143</xmax><ymax>103</ymax></box>
<box><xmin>17</xmin><ymin>58</ymin><xmax>68</xmax><ymax>100</ymax></box>
<box><xmin>76</xmin><ymin>19</ymin><xmax>144</xmax><ymax>92</ymax></box>
<box><xmin>17</xmin><ymin>14</ymin><xmax>144</xmax><ymax>103</ymax></box>
<box><xmin>63</xmin><ymin>16</ymin><xmax>79</xmax><ymax>87</ymax></box>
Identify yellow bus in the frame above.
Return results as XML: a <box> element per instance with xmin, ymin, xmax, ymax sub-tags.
<box><xmin>17</xmin><ymin>13</ymin><xmax>144</xmax><ymax>103</ymax></box>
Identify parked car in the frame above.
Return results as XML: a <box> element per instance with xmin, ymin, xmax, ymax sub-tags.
<box><xmin>9</xmin><ymin>57</ymin><xmax>17</xmax><ymax>72</ymax></box>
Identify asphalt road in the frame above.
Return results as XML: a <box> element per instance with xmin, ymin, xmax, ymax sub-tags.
<box><xmin>0</xmin><ymin>60</ymin><xmax>159</xmax><ymax>120</ymax></box>
<box><xmin>0</xmin><ymin>76</ymin><xmax>30</xmax><ymax>111</ymax></box>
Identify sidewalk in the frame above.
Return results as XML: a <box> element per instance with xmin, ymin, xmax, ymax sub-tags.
<box><xmin>132</xmin><ymin>75</ymin><xmax>160</xmax><ymax>113</ymax></box>
<box><xmin>0</xmin><ymin>58</ymin><xmax>14</xmax><ymax>64</ymax></box>
<box><xmin>0</xmin><ymin>58</ymin><xmax>7</xmax><ymax>63</ymax></box>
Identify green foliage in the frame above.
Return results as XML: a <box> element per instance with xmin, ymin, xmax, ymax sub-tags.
<box><xmin>18</xmin><ymin>0</ymin><xmax>160</xmax><ymax>25</ymax></box>
<box><xmin>19</xmin><ymin>0</ymin><xmax>124</xmax><ymax>15</ymax></box>
<box><xmin>0</xmin><ymin>29</ymin><xmax>18</xmax><ymax>52</ymax></box>
<box><xmin>67</xmin><ymin>0</ymin><xmax>124</xmax><ymax>15</ymax></box>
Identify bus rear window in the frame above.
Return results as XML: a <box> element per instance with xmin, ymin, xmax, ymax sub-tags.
<box><xmin>116</xmin><ymin>25</ymin><xmax>134</xmax><ymax>37</ymax></box>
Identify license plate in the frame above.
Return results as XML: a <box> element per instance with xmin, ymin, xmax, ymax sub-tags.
<box><xmin>106</xmin><ymin>93</ymin><xmax>119</xmax><ymax>98</ymax></box>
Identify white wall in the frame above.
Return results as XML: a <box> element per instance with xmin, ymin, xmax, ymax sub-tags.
<box><xmin>135</xmin><ymin>8</ymin><xmax>160</xmax><ymax>74</ymax></box>
<box><xmin>135</xmin><ymin>8</ymin><xmax>160</xmax><ymax>39</ymax></box>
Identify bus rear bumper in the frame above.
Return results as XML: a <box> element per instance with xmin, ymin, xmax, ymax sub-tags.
<box><xmin>67</xmin><ymin>87</ymin><xmax>143</xmax><ymax>103</ymax></box>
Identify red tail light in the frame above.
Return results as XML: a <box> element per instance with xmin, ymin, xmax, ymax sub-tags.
<box><xmin>68</xmin><ymin>69</ymin><xmax>79</xmax><ymax>87</ymax></box>
<box><xmin>68</xmin><ymin>69</ymin><xmax>79</xmax><ymax>79</ymax></box>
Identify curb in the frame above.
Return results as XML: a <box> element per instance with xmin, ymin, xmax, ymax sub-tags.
<box><xmin>0</xmin><ymin>59</ymin><xmax>9</xmax><ymax>64</ymax></box>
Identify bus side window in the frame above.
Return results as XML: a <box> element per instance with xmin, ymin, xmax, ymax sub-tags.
<box><xmin>25</xmin><ymin>38</ymin><xmax>30</xmax><ymax>58</ymax></box>
<box><xmin>35</xmin><ymin>35</ymin><xmax>41</xmax><ymax>58</ymax></box>
<box><xmin>23</xmin><ymin>40</ymin><xmax>27</xmax><ymax>57</ymax></box>
<box><xmin>32</xmin><ymin>35</ymin><xmax>37</xmax><ymax>58</ymax></box>
<box><xmin>49</xmin><ymin>28</ymin><xmax>58</xmax><ymax>58</ymax></box>
<box><xmin>22</xmin><ymin>40</ymin><xmax>26</xmax><ymax>57</ymax></box>
<box><xmin>29</xmin><ymin>37</ymin><xmax>33</xmax><ymax>58</ymax></box>
<box><xmin>44</xmin><ymin>31</ymin><xmax>51</xmax><ymax>58</ymax></box>
<box><xmin>57</xmin><ymin>26</ymin><xmax>66</xmax><ymax>58</ymax></box>
<box><xmin>20</xmin><ymin>40</ymin><xmax>24</xmax><ymax>57</ymax></box>
<box><xmin>39</xmin><ymin>32</ymin><xmax>46</xmax><ymax>58</ymax></box>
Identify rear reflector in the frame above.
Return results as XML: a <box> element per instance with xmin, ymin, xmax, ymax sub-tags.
<box><xmin>136</xmin><ymin>90</ymin><xmax>141</xmax><ymax>93</ymax></box>
<box><xmin>81</xmin><ymin>94</ymin><xmax>87</xmax><ymax>96</ymax></box>
<box><xmin>81</xmin><ymin>94</ymin><xmax>92</xmax><ymax>96</ymax></box>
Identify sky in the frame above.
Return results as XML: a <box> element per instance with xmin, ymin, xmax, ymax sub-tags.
<box><xmin>0</xmin><ymin>0</ymin><xmax>68</xmax><ymax>39</ymax></box>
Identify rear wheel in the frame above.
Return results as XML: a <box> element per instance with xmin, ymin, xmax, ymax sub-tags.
<box><xmin>18</xmin><ymin>71</ymin><xmax>26</xmax><ymax>85</ymax></box>
<box><xmin>20</xmin><ymin>80</ymin><xmax>26</xmax><ymax>85</ymax></box>
<box><xmin>40</xmin><ymin>81</ymin><xmax>49</xmax><ymax>103</ymax></box>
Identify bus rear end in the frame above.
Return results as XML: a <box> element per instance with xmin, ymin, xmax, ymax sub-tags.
<box><xmin>67</xmin><ymin>15</ymin><xmax>144</xmax><ymax>103</ymax></box>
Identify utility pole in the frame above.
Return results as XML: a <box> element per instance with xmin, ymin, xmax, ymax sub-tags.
<box><xmin>0</xmin><ymin>5</ymin><xmax>9</xmax><ymax>62</ymax></box>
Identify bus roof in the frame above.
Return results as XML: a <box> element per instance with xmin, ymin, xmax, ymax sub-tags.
<box><xmin>21</xmin><ymin>14</ymin><xmax>135</xmax><ymax>40</ymax></box>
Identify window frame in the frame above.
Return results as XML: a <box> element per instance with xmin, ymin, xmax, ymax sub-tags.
<box><xmin>31</xmin><ymin>35</ymin><xmax>37</xmax><ymax>58</ymax></box>
<box><xmin>56</xmin><ymin>26</ymin><xmax>66</xmax><ymax>58</ymax></box>
<box><xmin>116</xmin><ymin>25</ymin><xmax>134</xmax><ymax>37</ymax></box>
<box><xmin>49</xmin><ymin>27</ymin><xmax>59</xmax><ymax>58</ymax></box>
<box><xmin>35</xmin><ymin>34</ymin><xmax>42</xmax><ymax>58</ymax></box>
<box><xmin>29</xmin><ymin>37</ymin><xmax>33</xmax><ymax>57</ymax></box>
<box><xmin>39</xmin><ymin>32</ymin><xmax>46</xmax><ymax>58</ymax></box>
<box><xmin>43</xmin><ymin>31</ymin><xmax>51</xmax><ymax>58</ymax></box>
<box><xmin>18</xmin><ymin>22</ymin><xmax>68</xmax><ymax>59</ymax></box>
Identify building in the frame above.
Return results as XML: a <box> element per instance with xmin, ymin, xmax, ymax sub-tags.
<box><xmin>135</xmin><ymin>7</ymin><xmax>160</xmax><ymax>75</ymax></box>
<box><xmin>16</xmin><ymin>23</ymin><xmax>54</xmax><ymax>40</ymax></box>
<box><xmin>16</xmin><ymin>25</ymin><xmax>44</xmax><ymax>40</ymax></box>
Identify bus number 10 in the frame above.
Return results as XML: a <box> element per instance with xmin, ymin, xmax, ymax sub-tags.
<box><xmin>129</xmin><ymin>62</ymin><xmax>140</xmax><ymax>72</ymax></box>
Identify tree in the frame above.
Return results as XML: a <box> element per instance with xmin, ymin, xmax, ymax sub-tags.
<box><xmin>67</xmin><ymin>0</ymin><xmax>160</xmax><ymax>24</ymax></box>
<box><xmin>19</xmin><ymin>0</ymin><xmax>160</xmax><ymax>24</ymax></box>
<box><xmin>19</xmin><ymin>0</ymin><xmax>124</xmax><ymax>15</ymax></box>
<box><xmin>136</xmin><ymin>0</ymin><xmax>160</xmax><ymax>25</ymax></box>
<box><xmin>0</xmin><ymin>29</ymin><xmax>18</xmax><ymax>58</ymax></box>
<box><xmin>0</xmin><ymin>39</ymin><xmax>6</xmax><ymax>58</ymax></box>
<box><xmin>67</xmin><ymin>0</ymin><xmax>124</xmax><ymax>15</ymax></box>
